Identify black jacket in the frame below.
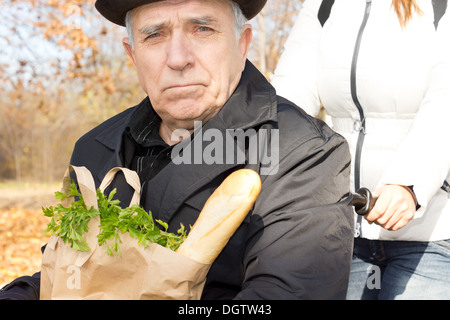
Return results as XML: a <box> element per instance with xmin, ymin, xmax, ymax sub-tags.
<box><xmin>1</xmin><ymin>61</ymin><xmax>353</xmax><ymax>300</ymax></box>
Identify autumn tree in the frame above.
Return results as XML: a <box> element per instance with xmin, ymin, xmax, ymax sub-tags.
<box><xmin>250</xmin><ymin>0</ymin><xmax>303</xmax><ymax>77</ymax></box>
<box><xmin>0</xmin><ymin>0</ymin><xmax>140</xmax><ymax>182</ymax></box>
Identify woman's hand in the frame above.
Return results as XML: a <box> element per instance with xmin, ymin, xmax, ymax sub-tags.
<box><xmin>365</xmin><ymin>185</ymin><xmax>417</xmax><ymax>231</ymax></box>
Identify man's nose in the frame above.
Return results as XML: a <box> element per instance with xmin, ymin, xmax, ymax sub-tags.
<box><xmin>166</xmin><ymin>33</ymin><xmax>195</xmax><ymax>71</ymax></box>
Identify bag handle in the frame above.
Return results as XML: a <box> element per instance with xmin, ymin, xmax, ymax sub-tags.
<box><xmin>99</xmin><ymin>167</ymin><xmax>141</xmax><ymax>206</ymax></box>
<box><xmin>61</xmin><ymin>165</ymin><xmax>98</xmax><ymax>210</ymax></box>
<box><xmin>46</xmin><ymin>165</ymin><xmax>98</xmax><ymax>252</ymax></box>
<box><xmin>62</xmin><ymin>167</ymin><xmax>140</xmax><ymax>267</ymax></box>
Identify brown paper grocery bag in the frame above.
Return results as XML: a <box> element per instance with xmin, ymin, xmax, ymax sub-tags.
<box><xmin>40</xmin><ymin>166</ymin><xmax>211</xmax><ymax>300</ymax></box>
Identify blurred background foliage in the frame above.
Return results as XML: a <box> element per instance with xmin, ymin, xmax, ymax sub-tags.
<box><xmin>0</xmin><ymin>0</ymin><xmax>303</xmax><ymax>183</ymax></box>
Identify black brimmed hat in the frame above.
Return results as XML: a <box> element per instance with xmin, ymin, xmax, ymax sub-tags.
<box><xmin>95</xmin><ymin>0</ymin><xmax>267</xmax><ymax>26</ymax></box>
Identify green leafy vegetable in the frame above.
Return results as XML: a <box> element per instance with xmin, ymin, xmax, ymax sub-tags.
<box><xmin>43</xmin><ymin>182</ymin><xmax>99</xmax><ymax>252</ymax></box>
<box><xmin>43</xmin><ymin>181</ymin><xmax>186</xmax><ymax>256</ymax></box>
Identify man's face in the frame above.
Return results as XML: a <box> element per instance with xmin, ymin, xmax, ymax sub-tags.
<box><xmin>123</xmin><ymin>0</ymin><xmax>252</xmax><ymax>141</ymax></box>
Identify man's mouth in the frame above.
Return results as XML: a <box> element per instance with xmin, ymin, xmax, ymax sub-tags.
<box><xmin>166</xmin><ymin>83</ymin><xmax>201</xmax><ymax>90</ymax></box>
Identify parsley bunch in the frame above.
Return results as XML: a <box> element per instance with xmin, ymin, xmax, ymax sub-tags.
<box><xmin>43</xmin><ymin>182</ymin><xmax>186</xmax><ymax>256</ymax></box>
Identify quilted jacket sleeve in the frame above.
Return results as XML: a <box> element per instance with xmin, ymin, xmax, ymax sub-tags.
<box><xmin>378</xmin><ymin>12</ymin><xmax>450</xmax><ymax>217</ymax></box>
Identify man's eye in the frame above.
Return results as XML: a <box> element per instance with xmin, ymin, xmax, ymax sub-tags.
<box><xmin>197</xmin><ymin>26</ymin><xmax>213</xmax><ymax>32</ymax></box>
<box><xmin>146</xmin><ymin>33</ymin><xmax>161</xmax><ymax>40</ymax></box>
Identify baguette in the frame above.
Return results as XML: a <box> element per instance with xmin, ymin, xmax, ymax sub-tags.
<box><xmin>176</xmin><ymin>169</ymin><xmax>261</xmax><ymax>264</ymax></box>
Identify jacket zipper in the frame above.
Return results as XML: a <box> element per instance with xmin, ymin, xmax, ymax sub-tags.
<box><xmin>351</xmin><ymin>0</ymin><xmax>372</xmax><ymax>237</ymax></box>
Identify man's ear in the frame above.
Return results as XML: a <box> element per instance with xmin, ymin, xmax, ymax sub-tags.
<box><xmin>122</xmin><ymin>37</ymin><xmax>137</xmax><ymax>67</ymax></box>
<box><xmin>238</xmin><ymin>24</ymin><xmax>253</xmax><ymax>70</ymax></box>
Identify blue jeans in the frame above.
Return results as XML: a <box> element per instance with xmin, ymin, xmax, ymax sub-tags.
<box><xmin>346</xmin><ymin>238</ymin><xmax>450</xmax><ymax>300</ymax></box>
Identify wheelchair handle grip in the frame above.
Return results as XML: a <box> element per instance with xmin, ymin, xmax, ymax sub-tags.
<box><xmin>352</xmin><ymin>187</ymin><xmax>377</xmax><ymax>216</ymax></box>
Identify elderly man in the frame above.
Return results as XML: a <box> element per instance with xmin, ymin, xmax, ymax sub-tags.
<box><xmin>1</xmin><ymin>0</ymin><xmax>353</xmax><ymax>299</ymax></box>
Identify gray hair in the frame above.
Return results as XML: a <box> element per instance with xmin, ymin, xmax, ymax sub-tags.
<box><xmin>125</xmin><ymin>0</ymin><xmax>248</xmax><ymax>49</ymax></box>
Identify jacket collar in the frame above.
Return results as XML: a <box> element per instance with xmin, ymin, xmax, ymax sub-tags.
<box><xmin>205</xmin><ymin>60</ymin><xmax>277</xmax><ymax>132</ymax></box>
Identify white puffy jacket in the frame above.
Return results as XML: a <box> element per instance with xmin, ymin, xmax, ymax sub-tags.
<box><xmin>271</xmin><ymin>0</ymin><xmax>450</xmax><ymax>241</ymax></box>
